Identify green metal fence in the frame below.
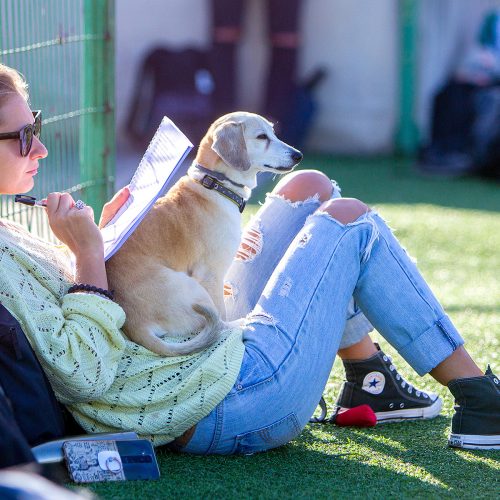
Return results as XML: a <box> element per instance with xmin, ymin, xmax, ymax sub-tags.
<box><xmin>0</xmin><ymin>0</ymin><xmax>115</xmax><ymax>240</ymax></box>
<box><xmin>396</xmin><ymin>0</ymin><xmax>419</xmax><ymax>155</ymax></box>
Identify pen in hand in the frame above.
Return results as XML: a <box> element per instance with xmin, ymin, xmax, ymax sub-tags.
<box><xmin>14</xmin><ymin>195</ymin><xmax>47</xmax><ymax>207</ymax></box>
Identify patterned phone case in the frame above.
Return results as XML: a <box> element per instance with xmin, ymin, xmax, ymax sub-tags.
<box><xmin>63</xmin><ymin>439</ymin><xmax>159</xmax><ymax>483</ymax></box>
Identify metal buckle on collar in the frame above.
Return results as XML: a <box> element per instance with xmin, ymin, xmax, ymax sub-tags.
<box><xmin>202</xmin><ymin>175</ymin><xmax>216</xmax><ymax>189</ymax></box>
<box><xmin>197</xmin><ymin>173</ymin><xmax>246</xmax><ymax>213</ymax></box>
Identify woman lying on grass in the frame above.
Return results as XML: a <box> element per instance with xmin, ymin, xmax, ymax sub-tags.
<box><xmin>0</xmin><ymin>63</ymin><xmax>498</xmax><ymax>455</ymax></box>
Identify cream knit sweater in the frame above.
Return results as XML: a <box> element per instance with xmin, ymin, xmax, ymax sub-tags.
<box><xmin>0</xmin><ymin>221</ymin><xmax>245</xmax><ymax>445</ymax></box>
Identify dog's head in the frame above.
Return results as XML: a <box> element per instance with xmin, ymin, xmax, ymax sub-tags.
<box><xmin>196</xmin><ymin>112</ymin><xmax>303</xmax><ymax>178</ymax></box>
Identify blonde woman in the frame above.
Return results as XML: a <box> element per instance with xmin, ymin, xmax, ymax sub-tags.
<box><xmin>0</xmin><ymin>63</ymin><xmax>497</xmax><ymax>457</ymax></box>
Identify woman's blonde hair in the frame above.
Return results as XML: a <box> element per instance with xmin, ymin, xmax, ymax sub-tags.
<box><xmin>0</xmin><ymin>63</ymin><xmax>29</xmax><ymax>104</ymax></box>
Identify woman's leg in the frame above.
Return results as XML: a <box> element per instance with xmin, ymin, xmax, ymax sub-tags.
<box><xmin>337</xmin><ymin>335</ymin><xmax>377</xmax><ymax>359</ymax></box>
<box><xmin>184</xmin><ymin>198</ymin><xmax>374</xmax><ymax>454</ymax></box>
<box><xmin>226</xmin><ymin>172</ymin><xmax>441</xmax><ymax>424</ymax></box>
<box><xmin>430</xmin><ymin>347</ymin><xmax>482</xmax><ymax>384</ymax></box>
<box><xmin>186</xmin><ymin>197</ymin><xmax>496</xmax><ymax>454</ymax></box>
<box><xmin>225</xmin><ymin>172</ymin><xmax>441</xmax><ymax>423</ymax></box>
<box><xmin>315</xmin><ymin>199</ymin><xmax>497</xmax><ymax>450</ymax></box>
<box><xmin>225</xmin><ymin>171</ymin><xmax>371</xmax><ymax>350</ymax></box>
<box><xmin>291</xmin><ymin>199</ymin><xmax>495</xmax><ymax>449</ymax></box>
<box><xmin>224</xmin><ymin>170</ymin><xmax>334</xmax><ymax>320</ymax></box>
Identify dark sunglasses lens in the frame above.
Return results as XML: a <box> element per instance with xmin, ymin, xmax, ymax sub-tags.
<box><xmin>34</xmin><ymin>114</ymin><xmax>42</xmax><ymax>138</ymax></box>
<box><xmin>21</xmin><ymin>126</ymin><xmax>33</xmax><ymax>157</ymax></box>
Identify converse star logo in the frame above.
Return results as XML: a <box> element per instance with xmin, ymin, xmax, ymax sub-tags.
<box><xmin>362</xmin><ymin>371</ymin><xmax>385</xmax><ymax>395</ymax></box>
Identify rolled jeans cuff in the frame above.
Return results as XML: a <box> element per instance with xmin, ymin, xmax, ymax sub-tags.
<box><xmin>398</xmin><ymin>315</ymin><xmax>464</xmax><ymax>376</ymax></box>
<box><xmin>339</xmin><ymin>310</ymin><xmax>374</xmax><ymax>349</ymax></box>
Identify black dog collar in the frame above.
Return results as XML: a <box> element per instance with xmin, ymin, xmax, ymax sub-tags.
<box><xmin>193</xmin><ymin>163</ymin><xmax>246</xmax><ymax>189</ymax></box>
<box><xmin>188</xmin><ymin>166</ymin><xmax>246</xmax><ymax>213</ymax></box>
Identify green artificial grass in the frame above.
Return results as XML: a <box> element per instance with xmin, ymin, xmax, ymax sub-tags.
<box><xmin>89</xmin><ymin>156</ymin><xmax>499</xmax><ymax>499</ymax></box>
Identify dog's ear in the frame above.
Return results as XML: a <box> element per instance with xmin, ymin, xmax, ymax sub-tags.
<box><xmin>211</xmin><ymin>121</ymin><xmax>250</xmax><ymax>171</ymax></box>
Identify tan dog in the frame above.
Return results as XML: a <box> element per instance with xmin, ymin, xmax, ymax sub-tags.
<box><xmin>106</xmin><ymin>112</ymin><xmax>303</xmax><ymax>356</ymax></box>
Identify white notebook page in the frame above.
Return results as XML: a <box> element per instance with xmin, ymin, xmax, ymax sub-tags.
<box><xmin>102</xmin><ymin>117</ymin><xmax>193</xmax><ymax>260</ymax></box>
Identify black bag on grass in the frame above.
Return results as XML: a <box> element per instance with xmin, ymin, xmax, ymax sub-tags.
<box><xmin>0</xmin><ymin>302</ymin><xmax>69</xmax><ymax>453</ymax></box>
<box><xmin>0</xmin><ymin>386</ymin><xmax>34</xmax><ymax>468</ymax></box>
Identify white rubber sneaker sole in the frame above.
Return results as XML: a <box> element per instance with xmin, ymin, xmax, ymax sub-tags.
<box><xmin>372</xmin><ymin>396</ymin><xmax>443</xmax><ymax>424</ymax></box>
<box><xmin>448</xmin><ymin>433</ymin><xmax>500</xmax><ymax>450</ymax></box>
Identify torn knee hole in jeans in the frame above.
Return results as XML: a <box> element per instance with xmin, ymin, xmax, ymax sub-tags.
<box><xmin>267</xmin><ymin>192</ymin><xmax>321</xmax><ymax>207</ymax></box>
<box><xmin>359</xmin><ymin>215</ymin><xmax>380</xmax><ymax>263</ymax></box>
<box><xmin>330</xmin><ymin>179</ymin><xmax>342</xmax><ymax>199</ymax></box>
<box><xmin>314</xmin><ymin>210</ymin><xmax>380</xmax><ymax>263</ymax></box>
<box><xmin>223</xmin><ymin>282</ymin><xmax>238</xmax><ymax>301</ymax></box>
<box><xmin>236</xmin><ymin>220</ymin><xmax>263</xmax><ymax>262</ymax></box>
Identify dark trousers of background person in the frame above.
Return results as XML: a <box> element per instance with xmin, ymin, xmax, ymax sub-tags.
<box><xmin>422</xmin><ymin>80</ymin><xmax>500</xmax><ymax>179</ymax></box>
<box><xmin>210</xmin><ymin>0</ymin><xmax>302</xmax><ymax>124</ymax></box>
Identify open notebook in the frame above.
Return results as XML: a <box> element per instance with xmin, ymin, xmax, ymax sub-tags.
<box><xmin>102</xmin><ymin>117</ymin><xmax>193</xmax><ymax>260</ymax></box>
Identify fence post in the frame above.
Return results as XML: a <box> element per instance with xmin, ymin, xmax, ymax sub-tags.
<box><xmin>396</xmin><ymin>0</ymin><xmax>419</xmax><ymax>155</ymax></box>
<box><xmin>80</xmin><ymin>0</ymin><xmax>115</xmax><ymax>218</ymax></box>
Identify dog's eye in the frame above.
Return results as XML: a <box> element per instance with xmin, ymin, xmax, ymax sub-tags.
<box><xmin>256</xmin><ymin>134</ymin><xmax>268</xmax><ymax>140</ymax></box>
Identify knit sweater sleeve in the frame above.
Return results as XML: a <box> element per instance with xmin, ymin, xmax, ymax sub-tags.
<box><xmin>0</xmin><ymin>227</ymin><xmax>128</xmax><ymax>404</ymax></box>
<box><xmin>26</xmin><ymin>292</ymin><xmax>127</xmax><ymax>405</ymax></box>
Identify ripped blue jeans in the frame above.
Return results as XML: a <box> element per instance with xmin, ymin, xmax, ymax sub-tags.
<box><xmin>181</xmin><ymin>191</ymin><xmax>464</xmax><ymax>455</ymax></box>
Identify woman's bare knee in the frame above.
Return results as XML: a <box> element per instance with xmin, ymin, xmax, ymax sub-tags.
<box><xmin>318</xmin><ymin>198</ymin><xmax>370</xmax><ymax>224</ymax></box>
<box><xmin>273</xmin><ymin>170</ymin><xmax>333</xmax><ymax>203</ymax></box>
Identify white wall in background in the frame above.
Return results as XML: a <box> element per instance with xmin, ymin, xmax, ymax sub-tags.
<box><xmin>299</xmin><ymin>0</ymin><xmax>397</xmax><ymax>153</ymax></box>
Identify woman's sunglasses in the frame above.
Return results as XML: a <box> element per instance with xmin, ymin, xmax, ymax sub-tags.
<box><xmin>0</xmin><ymin>110</ymin><xmax>42</xmax><ymax>157</ymax></box>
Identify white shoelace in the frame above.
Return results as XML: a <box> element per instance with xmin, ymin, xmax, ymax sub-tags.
<box><xmin>382</xmin><ymin>354</ymin><xmax>429</xmax><ymax>398</ymax></box>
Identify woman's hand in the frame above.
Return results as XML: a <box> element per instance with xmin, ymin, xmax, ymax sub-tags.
<box><xmin>46</xmin><ymin>192</ymin><xmax>103</xmax><ymax>258</ymax></box>
<box><xmin>46</xmin><ymin>192</ymin><xmax>109</xmax><ymax>289</ymax></box>
<box><xmin>99</xmin><ymin>186</ymin><xmax>130</xmax><ymax>229</ymax></box>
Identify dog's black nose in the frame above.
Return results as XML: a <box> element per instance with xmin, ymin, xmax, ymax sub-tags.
<box><xmin>291</xmin><ymin>151</ymin><xmax>303</xmax><ymax>163</ymax></box>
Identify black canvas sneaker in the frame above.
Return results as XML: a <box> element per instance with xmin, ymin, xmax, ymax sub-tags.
<box><xmin>335</xmin><ymin>347</ymin><xmax>442</xmax><ymax>423</ymax></box>
<box><xmin>448</xmin><ymin>366</ymin><xmax>500</xmax><ymax>450</ymax></box>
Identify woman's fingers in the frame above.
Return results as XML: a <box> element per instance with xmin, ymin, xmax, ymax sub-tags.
<box><xmin>45</xmin><ymin>200</ymin><xmax>103</xmax><ymax>257</ymax></box>
<box><xmin>46</xmin><ymin>192</ymin><xmax>75</xmax><ymax>218</ymax></box>
<box><xmin>99</xmin><ymin>185</ymin><xmax>130</xmax><ymax>228</ymax></box>
<box><xmin>45</xmin><ymin>192</ymin><xmax>62</xmax><ymax>217</ymax></box>
<box><xmin>57</xmin><ymin>192</ymin><xmax>75</xmax><ymax>213</ymax></box>
<box><xmin>111</xmin><ymin>185</ymin><xmax>130</xmax><ymax>203</ymax></box>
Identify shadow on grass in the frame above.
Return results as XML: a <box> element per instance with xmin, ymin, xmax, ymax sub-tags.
<box><xmin>297</xmin><ymin>419</ymin><xmax>499</xmax><ymax>497</ymax></box>
<box><xmin>89</xmin><ymin>418</ymin><xmax>499</xmax><ymax>499</ymax></box>
<box><xmin>251</xmin><ymin>155</ymin><xmax>500</xmax><ymax>214</ymax></box>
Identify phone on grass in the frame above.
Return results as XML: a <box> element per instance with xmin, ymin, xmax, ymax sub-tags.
<box><xmin>63</xmin><ymin>439</ymin><xmax>160</xmax><ymax>483</ymax></box>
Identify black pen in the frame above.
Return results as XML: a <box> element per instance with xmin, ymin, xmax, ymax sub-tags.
<box><xmin>14</xmin><ymin>195</ymin><xmax>47</xmax><ymax>207</ymax></box>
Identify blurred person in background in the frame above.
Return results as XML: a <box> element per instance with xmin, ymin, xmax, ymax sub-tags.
<box><xmin>210</xmin><ymin>0</ymin><xmax>302</xmax><ymax>124</ymax></box>
<box><xmin>418</xmin><ymin>9</ymin><xmax>500</xmax><ymax>179</ymax></box>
